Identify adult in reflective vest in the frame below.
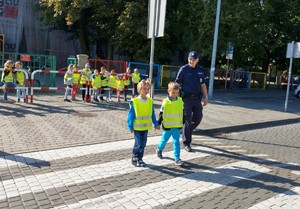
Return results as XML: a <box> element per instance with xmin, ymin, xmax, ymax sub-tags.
<box><xmin>80</xmin><ymin>63</ymin><xmax>92</xmax><ymax>102</ymax></box>
<box><xmin>156</xmin><ymin>82</ymin><xmax>184</xmax><ymax>166</ymax></box>
<box><xmin>127</xmin><ymin>80</ymin><xmax>160</xmax><ymax>167</ymax></box>
<box><xmin>14</xmin><ymin>61</ymin><xmax>25</xmax><ymax>102</ymax></box>
<box><xmin>71</xmin><ymin>65</ymin><xmax>80</xmax><ymax>100</ymax></box>
<box><xmin>175</xmin><ymin>51</ymin><xmax>209</xmax><ymax>152</ymax></box>
<box><xmin>131</xmin><ymin>68</ymin><xmax>140</xmax><ymax>96</ymax></box>
<box><xmin>1</xmin><ymin>60</ymin><xmax>16</xmax><ymax>101</ymax></box>
<box><xmin>91</xmin><ymin>69</ymin><xmax>101</xmax><ymax>102</ymax></box>
<box><xmin>123</xmin><ymin>67</ymin><xmax>131</xmax><ymax>101</ymax></box>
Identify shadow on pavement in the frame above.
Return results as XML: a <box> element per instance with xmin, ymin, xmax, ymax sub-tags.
<box><xmin>0</xmin><ymin>151</ymin><xmax>51</xmax><ymax>168</ymax></box>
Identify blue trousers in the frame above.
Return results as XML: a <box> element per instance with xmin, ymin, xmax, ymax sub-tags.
<box><xmin>157</xmin><ymin>128</ymin><xmax>181</xmax><ymax>161</ymax></box>
<box><xmin>3</xmin><ymin>82</ymin><xmax>16</xmax><ymax>100</ymax></box>
<box><xmin>182</xmin><ymin>98</ymin><xmax>203</xmax><ymax>146</ymax></box>
<box><xmin>132</xmin><ymin>130</ymin><xmax>148</xmax><ymax>160</ymax></box>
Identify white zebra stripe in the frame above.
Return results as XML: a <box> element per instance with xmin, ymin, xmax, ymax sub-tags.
<box><xmin>248</xmin><ymin>187</ymin><xmax>300</xmax><ymax>209</ymax></box>
<box><xmin>0</xmin><ymin>136</ymin><xmax>163</xmax><ymax>168</ymax></box>
<box><xmin>0</xmin><ymin>146</ymin><xmax>222</xmax><ymax>200</ymax></box>
<box><xmin>52</xmin><ymin>161</ymin><xmax>270</xmax><ymax>209</ymax></box>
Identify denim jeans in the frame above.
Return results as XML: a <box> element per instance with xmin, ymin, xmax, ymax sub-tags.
<box><xmin>16</xmin><ymin>84</ymin><xmax>25</xmax><ymax>100</ymax></box>
<box><xmin>3</xmin><ymin>82</ymin><xmax>16</xmax><ymax>100</ymax></box>
<box><xmin>132</xmin><ymin>130</ymin><xmax>148</xmax><ymax>160</ymax></box>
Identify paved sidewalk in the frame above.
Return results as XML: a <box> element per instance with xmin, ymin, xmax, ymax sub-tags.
<box><xmin>0</xmin><ymin>89</ymin><xmax>299</xmax><ymax>208</ymax></box>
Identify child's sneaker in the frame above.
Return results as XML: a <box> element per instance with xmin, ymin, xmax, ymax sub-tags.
<box><xmin>175</xmin><ymin>159</ymin><xmax>184</xmax><ymax>166</ymax></box>
<box><xmin>131</xmin><ymin>156</ymin><xmax>138</xmax><ymax>166</ymax></box>
<box><xmin>156</xmin><ymin>149</ymin><xmax>163</xmax><ymax>159</ymax></box>
<box><xmin>138</xmin><ymin>159</ymin><xmax>146</xmax><ymax>167</ymax></box>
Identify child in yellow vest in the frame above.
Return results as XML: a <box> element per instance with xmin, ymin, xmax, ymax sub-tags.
<box><xmin>107</xmin><ymin>69</ymin><xmax>117</xmax><ymax>102</ymax></box>
<box><xmin>71</xmin><ymin>65</ymin><xmax>80</xmax><ymax>100</ymax></box>
<box><xmin>63</xmin><ymin>64</ymin><xmax>73</xmax><ymax>102</ymax></box>
<box><xmin>131</xmin><ymin>68</ymin><xmax>141</xmax><ymax>96</ymax></box>
<box><xmin>99</xmin><ymin>66</ymin><xmax>109</xmax><ymax>101</ymax></box>
<box><xmin>123</xmin><ymin>67</ymin><xmax>131</xmax><ymax>101</ymax></box>
<box><xmin>91</xmin><ymin>69</ymin><xmax>101</xmax><ymax>102</ymax></box>
<box><xmin>127</xmin><ymin>80</ymin><xmax>160</xmax><ymax>166</ymax></box>
<box><xmin>156</xmin><ymin>82</ymin><xmax>184</xmax><ymax>166</ymax></box>
<box><xmin>14</xmin><ymin>61</ymin><xmax>25</xmax><ymax>102</ymax></box>
<box><xmin>1</xmin><ymin>60</ymin><xmax>15</xmax><ymax>101</ymax></box>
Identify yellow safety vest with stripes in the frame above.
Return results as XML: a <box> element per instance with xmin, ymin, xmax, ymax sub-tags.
<box><xmin>92</xmin><ymin>75</ymin><xmax>102</xmax><ymax>88</ymax></box>
<box><xmin>80</xmin><ymin>69</ymin><xmax>92</xmax><ymax>84</ymax></box>
<box><xmin>64</xmin><ymin>72</ymin><xmax>73</xmax><ymax>85</ymax></box>
<box><xmin>132</xmin><ymin>97</ymin><xmax>153</xmax><ymax>131</ymax></box>
<box><xmin>101</xmin><ymin>73</ymin><xmax>108</xmax><ymax>87</ymax></box>
<box><xmin>108</xmin><ymin>75</ymin><xmax>117</xmax><ymax>88</ymax></box>
<box><xmin>117</xmin><ymin>78</ymin><xmax>124</xmax><ymax>89</ymax></box>
<box><xmin>15</xmin><ymin>71</ymin><xmax>25</xmax><ymax>86</ymax></box>
<box><xmin>124</xmin><ymin>74</ymin><xmax>131</xmax><ymax>85</ymax></box>
<box><xmin>72</xmin><ymin>73</ymin><xmax>80</xmax><ymax>85</ymax></box>
<box><xmin>162</xmin><ymin>97</ymin><xmax>184</xmax><ymax>128</ymax></box>
<box><xmin>1</xmin><ymin>70</ymin><xmax>14</xmax><ymax>83</ymax></box>
<box><xmin>132</xmin><ymin>73</ymin><xmax>140</xmax><ymax>84</ymax></box>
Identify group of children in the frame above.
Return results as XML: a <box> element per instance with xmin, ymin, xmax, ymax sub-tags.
<box><xmin>1</xmin><ymin>60</ymin><xmax>26</xmax><ymax>102</ymax></box>
<box><xmin>127</xmin><ymin>80</ymin><xmax>185</xmax><ymax>167</ymax></box>
<box><xmin>63</xmin><ymin>63</ymin><xmax>142</xmax><ymax>103</ymax></box>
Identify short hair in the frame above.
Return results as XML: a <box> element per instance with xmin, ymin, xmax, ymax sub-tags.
<box><xmin>15</xmin><ymin>61</ymin><xmax>23</xmax><ymax>67</ymax></box>
<box><xmin>101</xmin><ymin>66</ymin><xmax>106</xmax><ymax>70</ymax></box>
<box><xmin>137</xmin><ymin>79</ymin><xmax>151</xmax><ymax>93</ymax></box>
<box><xmin>4</xmin><ymin>60</ymin><xmax>14</xmax><ymax>68</ymax></box>
<box><xmin>168</xmin><ymin>82</ymin><xmax>180</xmax><ymax>91</ymax></box>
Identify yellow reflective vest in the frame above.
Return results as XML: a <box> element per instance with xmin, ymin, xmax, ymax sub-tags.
<box><xmin>117</xmin><ymin>78</ymin><xmax>124</xmax><ymax>89</ymax></box>
<box><xmin>15</xmin><ymin>71</ymin><xmax>25</xmax><ymax>86</ymax></box>
<box><xmin>80</xmin><ymin>69</ymin><xmax>92</xmax><ymax>84</ymax></box>
<box><xmin>1</xmin><ymin>70</ymin><xmax>14</xmax><ymax>83</ymax></box>
<box><xmin>92</xmin><ymin>75</ymin><xmax>102</xmax><ymax>88</ymax></box>
<box><xmin>132</xmin><ymin>97</ymin><xmax>153</xmax><ymax>131</ymax></box>
<box><xmin>132</xmin><ymin>73</ymin><xmax>140</xmax><ymax>84</ymax></box>
<box><xmin>108</xmin><ymin>75</ymin><xmax>117</xmax><ymax>88</ymax></box>
<box><xmin>162</xmin><ymin>97</ymin><xmax>184</xmax><ymax>128</ymax></box>
<box><xmin>72</xmin><ymin>72</ymin><xmax>80</xmax><ymax>85</ymax></box>
<box><xmin>101</xmin><ymin>73</ymin><xmax>109</xmax><ymax>87</ymax></box>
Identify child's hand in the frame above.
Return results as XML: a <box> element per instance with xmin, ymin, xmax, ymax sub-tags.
<box><xmin>155</xmin><ymin>125</ymin><xmax>160</xmax><ymax>130</ymax></box>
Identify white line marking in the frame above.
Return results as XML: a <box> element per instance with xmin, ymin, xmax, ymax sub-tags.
<box><xmin>0</xmin><ymin>136</ymin><xmax>162</xmax><ymax>168</ymax></box>
<box><xmin>52</xmin><ymin>161</ymin><xmax>270</xmax><ymax>209</ymax></box>
<box><xmin>248</xmin><ymin>187</ymin><xmax>300</xmax><ymax>209</ymax></box>
<box><xmin>0</xmin><ymin>146</ymin><xmax>222</xmax><ymax>200</ymax></box>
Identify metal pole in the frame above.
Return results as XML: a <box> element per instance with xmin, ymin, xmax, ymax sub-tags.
<box><xmin>225</xmin><ymin>58</ymin><xmax>229</xmax><ymax>91</ymax></box>
<box><xmin>284</xmin><ymin>41</ymin><xmax>294</xmax><ymax>112</ymax></box>
<box><xmin>149</xmin><ymin>0</ymin><xmax>158</xmax><ymax>98</ymax></box>
<box><xmin>208</xmin><ymin>0</ymin><xmax>222</xmax><ymax>100</ymax></box>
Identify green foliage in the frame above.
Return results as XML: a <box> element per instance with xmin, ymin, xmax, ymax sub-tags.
<box><xmin>37</xmin><ymin>0</ymin><xmax>300</xmax><ymax>73</ymax></box>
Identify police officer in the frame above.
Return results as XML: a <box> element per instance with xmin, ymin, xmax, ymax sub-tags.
<box><xmin>175</xmin><ymin>51</ymin><xmax>208</xmax><ymax>152</ymax></box>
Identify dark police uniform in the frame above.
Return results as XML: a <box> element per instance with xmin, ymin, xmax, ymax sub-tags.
<box><xmin>175</xmin><ymin>63</ymin><xmax>206</xmax><ymax>149</ymax></box>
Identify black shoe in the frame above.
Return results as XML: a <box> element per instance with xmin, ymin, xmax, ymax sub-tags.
<box><xmin>184</xmin><ymin>146</ymin><xmax>192</xmax><ymax>152</ymax></box>
<box><xmin>17</xmin><ymin>99</ymin><xmax>20</xmax><ymax>102</ymax></box>
<box><xmin>64</xmin><ymin>99</ymin><xmax>71</xmax><ymax>102</ymax></box>
<box><xmin>138</xmin><ymin>159</ymin><xmax>146</xmax><ymax>167</ymax></box>
<box><xmin>93</xmin><ymin>98</ymin><xmax>100</xmax><ymax>102</ymax></box>
<box><xmin>131</xmin><ymin>156</ymin><xmax>138</xmax><ymax>166</ymax></box>
<box><xmin>156</xmin><ymin>149</ymin><xmax>163</xmax><ymax>159</ymax></box>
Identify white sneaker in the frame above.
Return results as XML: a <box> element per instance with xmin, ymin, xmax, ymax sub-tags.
<box><xmin>175</xmin><ymin>159</ymin><xmax>184</xmax><ymax>166</ymax></box>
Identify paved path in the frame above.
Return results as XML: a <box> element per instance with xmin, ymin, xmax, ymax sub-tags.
<box><xmin>0</xmin><ymin>89</ymin><xmax>299</xmax><ymax>208</ymax></box>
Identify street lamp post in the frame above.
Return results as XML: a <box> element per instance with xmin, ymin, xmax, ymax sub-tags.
<box><xmin>208</xmin><ymin>0</ymin><xmax>222</xmax><ymax>100</ymax></box>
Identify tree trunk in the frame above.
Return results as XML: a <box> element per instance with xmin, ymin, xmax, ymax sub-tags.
<box><xmin>79</xmin><ymin>18</ymin><xmax>89</xmax><ymax>55</ymax></box>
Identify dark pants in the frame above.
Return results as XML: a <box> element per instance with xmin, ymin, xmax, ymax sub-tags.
<box><xmin>182</xmin><ymin>98</ymin><xmax>203</xmax><ymax>146</ymax></box>
<box><xmin>133</xmin><ymin>83</ymin><xmax>138</xmax><ymax>96</ymax></box>
<box><xmin>132</xmin><ymin>130</ymin><xmax>148</xmax><ymax>160</ymax></box>
<box><xmin>81</xmin><ymin>84</ymin><xmax>86</xmax><ymax>100</ymax></box>
<box><xmin>124</xmin><ymin>85</ymin><xmax>129</xmax><ymax>99</ymax></box>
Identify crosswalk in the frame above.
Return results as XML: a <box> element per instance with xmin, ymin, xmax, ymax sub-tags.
<box><xmin>0</xmin><ymin>136</ymin><xmax>299</xmax><ymax>209</ymax></box>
